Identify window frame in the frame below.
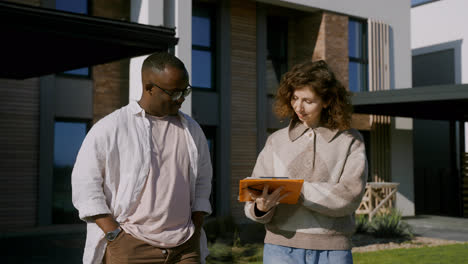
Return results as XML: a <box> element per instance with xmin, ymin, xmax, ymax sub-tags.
<box><xmin>52</xmin><ymin>118</ymin><xmax>91</xmax><ymax>224</ymax></box>
<box><xmin>191</xmin><ymin>3</ymin><xmax>217</xmax><ymax>91</ymax></box>
<box><xmin>348</xmin><ymin>18</ymin><xmax>368</xmax><ymax>92</ymax></box>
<box><xmin>266</xmin><ymin>15</ymin><xmax>289</xmax><ymax>97</ymax></box>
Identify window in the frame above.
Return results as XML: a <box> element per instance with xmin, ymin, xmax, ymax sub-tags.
<box><xmin>348</xmin><ymin>19</ymin><xmax>368</xmax><ymax>92</ymax></box>
<box><xmin>53</xmin><ymin>120</ymin><xmax>88</xmax><ymax>224</ymax></box>
<box><xmin>411</xmin><ymin>0</ymin><xmax>439</xmax><ymax>7</ymax></box>
<box><xmin>266</xmin><ymin>16</ymin><xmax>288</xmax><ymax>95</ymax></box>
<box><xmin>192</xmin><ymin>5</ymin><xmax>216</xmax><ymax>89</ymax></box>
<box><xmin>56</xmin><ymin>0</ymin><xmax>90</xmax><ymax>77</ymax></box>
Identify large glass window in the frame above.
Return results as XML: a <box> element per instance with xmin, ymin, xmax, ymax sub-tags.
<box><xmin>53</xmin><ymin>120</ymin><xmax>88</xmax><ymax>224</ymax></box>
<box><xmin>192</xmin><ymin>5</ymin><xmax>216</xmax><ymax>89</ymax></box>
<box><xmin>56</xmin><ymin>0</ymin><xmax>90</xmax><ymax>77</ymax></box>
<box><xmin>266</xmin><ymin>16</ymin><xmax>288</xmax><ymax>96</ymax></box>
<box><xmin>56</xmin><ymin>0</ymin><xmax>88</xmax><ymax>14</ymax></box>
<box><xmin>348</xmin><ymin>19</ymin><xmax>368</xmax><ymax>92</ymax></box>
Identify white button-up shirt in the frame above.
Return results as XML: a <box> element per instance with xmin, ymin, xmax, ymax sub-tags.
<box><xmin>72</xmin><ymin>101</ymin><xmax>212</xmax><ymax>264</ymax></box>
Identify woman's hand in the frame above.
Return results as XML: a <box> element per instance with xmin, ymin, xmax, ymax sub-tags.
<box><xmin>249</xmin><ymin>185</ymin><xmax>289</xmax><ymax>213</ymax></box>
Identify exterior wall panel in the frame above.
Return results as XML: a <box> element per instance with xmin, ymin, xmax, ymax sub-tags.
<box><xmin>230</xmin><ymin>0</ymin><xmax>257</xmax><ymax>222</ymax></box>
<box><xmin>0</xmin><ymin>78</ymin><xmax>40</xmax><ymax>230</ymax></box>
<box><xmin>92</xmin><ymin>0</ymin><xmax>130</xmax><ymax>123</ymax></box>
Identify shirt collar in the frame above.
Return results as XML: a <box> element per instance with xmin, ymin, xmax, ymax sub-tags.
<box><xmin>128</xmin><ymin>101</ymin><xmax>185</xmax><ymax>120</ymax></box>
<box><xmin>129</xmin><ymin>101</ymin><xmax>145</xmax><ymax>116</ymax></box>
<box><xmin>288</xmin><ymin>120</ymin><xmax>339</xmax><ymax>143</ymax></box>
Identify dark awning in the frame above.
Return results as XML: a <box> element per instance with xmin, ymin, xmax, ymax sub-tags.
<box><xmin>0</xmin><ymin>2</ymin><xmax>178</xmax><ymax>79</ymax></box>
<box><xmin>352</xmin><ymin>84</ymin><xmax>468</xmax><ymax>121</ymax></box>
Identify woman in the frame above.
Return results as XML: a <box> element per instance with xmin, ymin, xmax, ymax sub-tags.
<box><xmin>244</xmin><ymin>60</ymin><xmax>368</xmax><ymax>264</ymax></box>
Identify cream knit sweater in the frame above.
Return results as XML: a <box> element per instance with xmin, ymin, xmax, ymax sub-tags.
<box><xmin>244</xmin><ymin>121</ymin><xmax>368</xmax><ymax>250</ymax></box>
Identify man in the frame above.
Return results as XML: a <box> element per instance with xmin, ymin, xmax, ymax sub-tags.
<box><xmin>72</xmin><ymin>52</ymin><xmax>212</xmax><ymax>264</ymax></box>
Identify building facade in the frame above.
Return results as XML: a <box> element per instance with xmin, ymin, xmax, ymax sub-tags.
<box><xmin>0</xmin><ymin>0</ymin><xmax>415</xmax><ymax>232</ymax></box>
<box><xmin>411</xmin><ymin>0</ymin><xmax>468</xmax><ymax>217</ymax></box>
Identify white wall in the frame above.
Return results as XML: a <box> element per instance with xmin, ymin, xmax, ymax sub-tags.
<box><xmin>412</xmin><ymin>0</ymin><xmax>468</xmax><ymax>152</ymax></box>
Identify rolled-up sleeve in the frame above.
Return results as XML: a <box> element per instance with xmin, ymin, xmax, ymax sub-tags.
<box><xmin>71</xmin><ymin>119</ymin><xmax>112</xmax><ymax>221</ymax></box>
<box><xmin>192</xmin><ymin>126</ymin><xmax>213</xmax><ymax>215</ymax></box>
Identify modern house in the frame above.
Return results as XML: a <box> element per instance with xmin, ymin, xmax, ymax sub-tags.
<box><xmin>127</xmin><ymin>0</ymin><xmax>414</xmax><ymax>222</ymax></box>
<box><xmin>411</xmin><ymin>0</ymin><xmax>468</xmax><ymax>217</ymax></box>
<box><xmin>4</xmin><ymin>0</ymin><xmax>466</xmax><ymax>237</ymax></box>
<box><xmin>353</xmin><ymin>0</ymin><xmax>468</xmax><ymax>218</ymax></box>
<box><xmin>0</xmin><ymin>0</ymin><xmax>178</xmax><ymax>229</ymax></box>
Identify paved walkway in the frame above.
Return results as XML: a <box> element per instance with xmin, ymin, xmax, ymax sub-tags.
<box><xmin>403</xmin><ymin>215</ymin><xmax>468</xmax><ymax>242</ymax></box>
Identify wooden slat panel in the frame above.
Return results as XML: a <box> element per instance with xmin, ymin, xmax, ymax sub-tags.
<box><xmin>0</xmin><ymin>78</ymin><xmax>39</xmax><ymax>230</ymax></box>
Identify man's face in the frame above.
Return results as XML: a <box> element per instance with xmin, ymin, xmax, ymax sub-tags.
<box><xmin>144</xmin><ymin>66</ymin><xmax>189</xmax><ymax>116</ymax></box>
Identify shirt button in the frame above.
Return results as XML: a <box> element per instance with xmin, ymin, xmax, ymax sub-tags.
<box><xmin>162</xmin><ymin>249</ymin><xmax>167</xmax><ymax>255</ymax></box>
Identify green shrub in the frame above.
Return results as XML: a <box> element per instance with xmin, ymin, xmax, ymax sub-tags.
<box><xmin>355</xmin><ymin>214</ymin><xmax>370</xmax><ymax>234</ymax></box>
<box><xmin>204</xmin><ymin>216</ymin><xmax>239</xmax><ymax>244</ymax></box>
<box><xmin>369</xmin><ymin>209</ymin><xmax>413</xmax><ymax>238</ymax></box>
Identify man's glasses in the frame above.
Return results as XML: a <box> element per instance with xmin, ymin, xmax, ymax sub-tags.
<box><xmin>149</xmin><ymin>82</ymin><xmax>192</xmax><ymax>101</ymax></box>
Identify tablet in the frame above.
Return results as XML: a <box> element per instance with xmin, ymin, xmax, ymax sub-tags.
<box><xmin>238</xmin><ymin>178</ymin><xmax>304</xmax><ymax>204</ymax></box>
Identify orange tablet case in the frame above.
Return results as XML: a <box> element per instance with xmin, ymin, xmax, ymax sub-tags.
<box><xmin>238</xmin><ymin>178</ymin><xmax>304</xmax><ymax>204</ymax></box>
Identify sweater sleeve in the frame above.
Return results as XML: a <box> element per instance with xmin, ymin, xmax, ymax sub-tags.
<box><xmin>244</xmin><ymin>136</ymin><xmax>277</xmax><ymax>223</ymax></box>
<box><xmin>301</xmin><ymin>133</ymin><xmax>368</xmax><ymax>217</ymax></box>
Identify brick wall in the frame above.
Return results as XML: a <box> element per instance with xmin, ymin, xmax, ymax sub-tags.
<box><xmin>289</xmin><ymin>11</ymin><xmax>370</xmax><ymax>130</ymax></box>
<box><xmin>288</xmin><ymin>13</ymin><xmax>322</xmax><ymax>67</ymax></box>
<box><xmin>91</xmin><ymin>0</ymin><xmax>130</xmax><ymax>123</ymax></box>
<box><xmin>289</xmin><ymin>11</ymin><xmax>349</xmax><ymax>87</ymax></box>
<box><xmin>309</xmin><ymin>12</ymin><xmax>349</xmax><ymax>88</ymax></box>
<box><xmin>230</xmin><ymin>0</ymin><xmax>257</xmax><ymax>222</ymax></box>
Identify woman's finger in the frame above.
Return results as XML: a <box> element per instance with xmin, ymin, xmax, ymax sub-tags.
<box><xmin>249</xmin><ymin>191</ymin><xmax>258</xmax><ymax>200</ymax></box>
<box><xmin>271</xmin><ymin>186</ymin><xmax>284</xmax><ymax>195</ymax></box>
<box><xmin>269</xmin><ymin>186</ymin><xmax>284</xmax><ymax>198</ymax></box>
<box><xmin>262</xmin><ymin>184</ymin><xmax>269</xmax><ymax>196</ymax></box>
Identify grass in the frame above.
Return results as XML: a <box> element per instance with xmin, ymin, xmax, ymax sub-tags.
<box><xmin>353</xmin><ymin>243</ymin><xmax>468</xmax><ymax>264</ymax></box>
<box><xmin>206</xmin><ymin>242</ymin><xmax>263</xmax><ymax>264</ymax></box>
<box><xmin>207</xmin><ymin>242</ymin><xmax>468</xmax><ymax>264</ymax></box>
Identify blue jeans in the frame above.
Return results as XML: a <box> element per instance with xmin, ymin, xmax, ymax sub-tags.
<box><xmin>263</xmin><ymin>243</ymin><xmax>353</xmax><ymax>264</ymax></box>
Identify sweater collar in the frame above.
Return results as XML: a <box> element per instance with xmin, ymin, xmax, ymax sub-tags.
<box><xmin>288</xmin><ymin>120</ymin><xmax>339</xmax><ymax>143</ymax></box>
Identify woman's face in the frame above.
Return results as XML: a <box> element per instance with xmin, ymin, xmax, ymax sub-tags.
<box><xmin>291</xmin><ymin>86</ymin><xmax>327</xmax><ymax>128</ymax></box>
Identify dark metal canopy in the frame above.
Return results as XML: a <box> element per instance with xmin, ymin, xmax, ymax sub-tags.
<box><xmin>0</xmin><ymin>2</ymin><xmax>178</xmax><ymax>79</ymax></box>
<box><xmin>352</xmin><ymin>84</ymin><xmax>468</xmax><ymax>121</ymax></box>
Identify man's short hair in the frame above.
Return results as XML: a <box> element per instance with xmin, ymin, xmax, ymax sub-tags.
<box><xmin>142</xmin><ymin>52</ymin><xmax>188</xmax><ymax>79</ymax></box>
